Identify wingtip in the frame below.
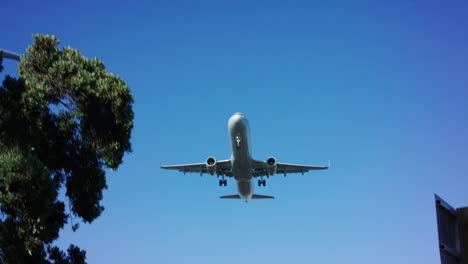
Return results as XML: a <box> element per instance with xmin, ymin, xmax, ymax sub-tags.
<box><xmin>327</xmin><ymin>160</ymin><xmax>331</xmax><ymax>168</ymax></box>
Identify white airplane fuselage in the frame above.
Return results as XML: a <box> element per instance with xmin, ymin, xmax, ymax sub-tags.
<box><xmin>228</xmin><ymin>113</ymin><xmax>254</xmax><ymax>201</ymax></box>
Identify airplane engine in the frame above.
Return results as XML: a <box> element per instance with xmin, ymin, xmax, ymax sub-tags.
<box><xmin>206</xmin><ymin>157</ymin><xmax>217</xmax><ymax>175</ymax></box>
<box><xmin>266</xmin><ymin>157</ymin><xmax>277</xmax><ymax>175</ymax></box>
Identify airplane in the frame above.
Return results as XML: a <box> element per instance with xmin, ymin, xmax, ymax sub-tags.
<box><xmin>160</xmin><ymin>112</ymin><xmax>329</xmax><ymax>202</ymax></box>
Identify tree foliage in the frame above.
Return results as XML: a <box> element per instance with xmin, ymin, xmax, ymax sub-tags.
<box><xmin>0</xmin><ymin>35</ymin><xmax>134</xmax><ymax>263</ymax></box>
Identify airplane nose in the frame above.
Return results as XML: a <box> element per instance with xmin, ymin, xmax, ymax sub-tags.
<box><xmin>228</xmin><ymin>112</ymin><xmax>247</xmax><ymax>129</ymax></box>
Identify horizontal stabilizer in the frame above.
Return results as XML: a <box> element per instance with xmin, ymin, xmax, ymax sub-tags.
<box><xmin>219</xmin><ymin>194</ymin><xmax>275</xmax><ymax>199</ymax></box>
<box><xmin>252</xmin><ymin>194</ymin><xmax>274</xmax><ymax>199</ymax></box>
<box><xmin>220</xmin><ymin>194</ymin><xmax>241</xmax><ymax>199</ymax></box>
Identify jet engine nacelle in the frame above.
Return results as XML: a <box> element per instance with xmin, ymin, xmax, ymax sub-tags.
<box><xmin>206</xmin><ymin>157</ymin><xmax>217</xmax><ymax>175</ymax></box>
<box><xmin>266</xmin><ymin>157</ymin><xmax>277</xmax><ymax>176</ymax></box>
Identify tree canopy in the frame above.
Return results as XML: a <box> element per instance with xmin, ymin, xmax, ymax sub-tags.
<box><xmin>0</xmin><ymin>35</ymin><xmax>134</xmax><ymax>263</ymax></box>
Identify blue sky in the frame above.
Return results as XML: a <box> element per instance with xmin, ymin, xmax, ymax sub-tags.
<box><xmin>2</xmin><ymin>0</ymin><xmax>468</xmax><ymax>263</ymax></box>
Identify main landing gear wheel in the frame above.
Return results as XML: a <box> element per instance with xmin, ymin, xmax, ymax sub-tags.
<box><xmin>258</xmin><ymin>179</ymin><xmax>266</xmax><ymax>186</ymax></box>
<box><xmin>219</xmin><ymin>179</ymin><xmax>227</xmax><ymax>186</ymax></box>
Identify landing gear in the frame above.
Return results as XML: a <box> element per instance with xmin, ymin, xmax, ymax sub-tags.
<box><xmin>258</xmin><ymin>179</ymin><xmax>266</xmax><ymax>186</ymax></box>
<box><xmin>219</xmin><ymin>179</ymin><xmax>227</xmax><ymax>186</ymax></box>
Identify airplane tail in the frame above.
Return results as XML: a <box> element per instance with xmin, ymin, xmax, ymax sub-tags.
<box><xmin>219</xmin><ymin>194</ymin><xmax>275</xmax><ymax>199</ymax></box>
<box><xmin>219</xmin><ymin>195</ymin><xmax>241</xmax><ymax>199</ymax></box>
<box><xmin>252</xmin><ymin>194</ymin><xmax>274</xmax><ymax>199</ymax></box>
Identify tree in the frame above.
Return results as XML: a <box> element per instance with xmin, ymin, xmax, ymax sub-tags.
<box><xmin>0</xmin><ymin>35</ymin><xmax>134</xmax><ymax>263</ymax></box>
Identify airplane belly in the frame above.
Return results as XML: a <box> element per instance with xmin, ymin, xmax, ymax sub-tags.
<box><xmin>232</xmin><ymin>167</ymin><xmax>251</xmax><ymax>180</ymax></box>
<box><xmin>231</xmin><ymin>152</ymin><xmax>252</xmax><ymax>180</ymax></box>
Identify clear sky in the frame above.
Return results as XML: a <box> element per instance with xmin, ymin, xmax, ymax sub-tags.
<box><xmin>2</xmin><ymin>0</ymin><xmax>468</xmax><ymax>263</ymax></box>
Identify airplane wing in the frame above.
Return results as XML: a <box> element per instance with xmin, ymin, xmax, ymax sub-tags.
<box><xmin>160</xmin><ymin>160</ymin><xmax>233</xmax><ymax>176</ymax></box>
<box><xmin>252</xmin><ymin>160</ymin><xmax>329</xmax><ymax>177</ymax></box>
